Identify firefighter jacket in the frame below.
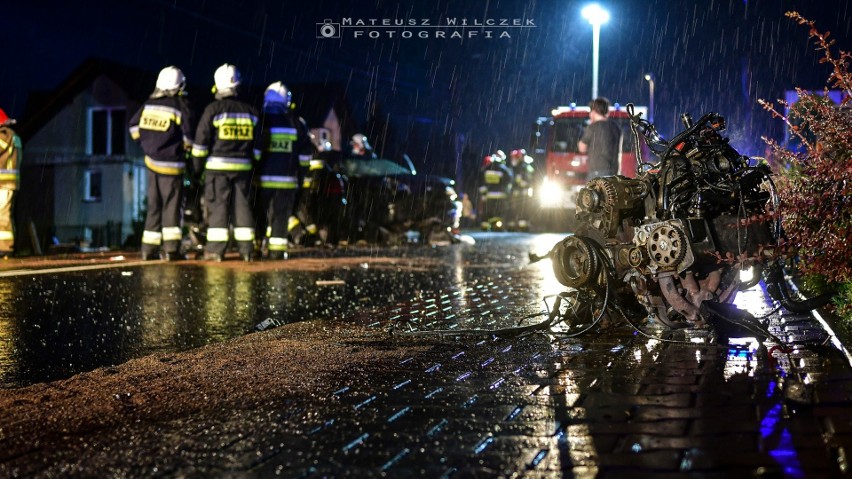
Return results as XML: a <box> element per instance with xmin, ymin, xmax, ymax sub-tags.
<box><xmin>128</xmin><ymin>95</ymin><xmax>195</xmax><ymax>176</ymax></box>
<box><xmin>191</xmin><ymin>97</ymin><xmax>260</xmax><ymax>173</ymax></box>
<box><xmin>0</xmin><ymin>126</ymin><xmax>21</xmax><ymax>190</ymax></box>
<box><xmin>479</xmin><ymin>161</ymin><xmax>513</xmax><ymax>200</ymax></box>
<box><xmin>257</xmin><ymin>108</ymin><xmax>314</xmax><ymax>189</ymax></box>
<box><xmin>511</xmin><ymin>158</ymin><xmax>535</xmax><ymax>191</ymax></box>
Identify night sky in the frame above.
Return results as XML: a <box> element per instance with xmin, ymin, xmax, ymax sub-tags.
<box><xmin>1</xmin><ymin>0</ymin><xmax>849</xmax><ymax>184</ymax></box>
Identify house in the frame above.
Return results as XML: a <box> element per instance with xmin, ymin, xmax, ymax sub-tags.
<box><xmin>17</xmin><ymin>58</ymin><xmax>355</xmax><ymax>253</ymax></box>
<box><xmin>291</xmin><ymin>82</ymin><xmax>356</xmax><ymax>153</ymax></box>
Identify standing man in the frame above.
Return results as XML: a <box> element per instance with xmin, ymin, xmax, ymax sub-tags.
<box><xmin>191</xmin><ymin>64</ymin><xmax>259</xmax><ymax>262</ymax></box>
<box><xmin>0</xmin><ymin>109</ymin><xmax>21</xmax><ymax>256</ymax></box>
<box><xmin>255</xmin><ymin>81</ymin><xmax>313</xmax><ymax>259</ymax></box>
<box><xmin>129</xmin><ymin>66</ymin><xmax>195</xmax><ymax>261</ymax></box>
<box><xmin>578</xmin><ymin>97</ymin><xmax>623</xmax><ymax>179</ymax></box>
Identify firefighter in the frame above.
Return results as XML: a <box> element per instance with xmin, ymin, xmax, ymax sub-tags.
<box><xmin>254</xmin><ymin>82</ymin><xmax>313</xmax><ymax>259</ymax></box>
<box><xmin>291</xmin><ymin>141</ymin><xmax>331</xmax><ymax>246</ymax></box>
<box><xmin>348</xmin><ymin>133</ymin><xmax>376</xmax><ymax>160</ymax></box>
<box><xmin>509</xmin><ymin>149</ymin><xmax>535</xmax><ymax>231</ymax></box>
<box><xmin>0</xmin><ymin>109</ymin><xmax>21</xmax><ymax>256</ymax></box>
<box><xmin>129</xmin><ymin>66</ymin><xmax>195</xmax><ymax>261</ymax></box>
<box><xmin>191</xmin><ymin>64</ymin><xmax>259</xmax><ymax>262</ymax></box>
<box><xmin>293</xmin><ymin>138</ymin><xmax>346</xmax><ymax>246</ymax></box>
<box><xmin>477</xmin><ymin>153</ymin><xmax>513</xmax><ymax>231</ymax></box>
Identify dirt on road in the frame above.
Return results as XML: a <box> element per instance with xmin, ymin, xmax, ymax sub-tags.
<box><xmin>0</xmin><ymin>316</ymin><xmax>437</xmax><ymax>475</ymax></box>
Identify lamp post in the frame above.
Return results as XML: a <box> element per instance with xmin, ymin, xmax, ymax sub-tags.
<box><xmin>644</xmin><ymin>73</ymin><xmax>655</xmax><ymax>123</ymax></box>
<box><xmin>581</xmin><ymin>4</ymin><xmax>609</xmax><ymax>101</ymax></box>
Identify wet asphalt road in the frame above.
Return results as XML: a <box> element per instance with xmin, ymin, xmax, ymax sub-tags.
<box><xmin>0</xmin><ymin>233</ymin><xmax>563</xmax><ymax>388</ymax></box>
<box><xmin>2</xmin><ymin>232</ymin><xmax>852</xmax><ymax>477</ymax></box>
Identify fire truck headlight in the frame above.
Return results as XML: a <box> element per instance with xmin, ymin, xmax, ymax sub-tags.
<box><xmin>539</xmin><ymin>179</ymin><xmax>564</xmax><ymax>208</ymax></box>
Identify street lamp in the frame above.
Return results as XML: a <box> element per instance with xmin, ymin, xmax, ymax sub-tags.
<box><xmin>581</xmin><ymin>4</ymin><xmax>609</xmax><ymax>101</ymax></box>
<box><xmin>644</xmin><ymin>73</ymin><xmax>655</xmax><ymax>123</ymax></box>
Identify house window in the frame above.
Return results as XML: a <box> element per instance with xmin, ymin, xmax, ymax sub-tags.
<box><xmin>312</xmin><ymin>128</ymin><xmax>332</xmax><ymax>151</ymax></box>
<box><xmin>88</xmin><ymin>107</ymin><xmax>126</xmax><ymax>155</ymax></box>
<box><xmin>83</xmin><ymin>169</ymin><xmax>102</xmax><ymax>202</ymax></box>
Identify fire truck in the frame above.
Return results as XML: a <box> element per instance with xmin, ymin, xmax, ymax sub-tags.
<box><xmin>531</xmin><ymin>103</ymin><xmax>649</xmax><ymax>230</ymax></box>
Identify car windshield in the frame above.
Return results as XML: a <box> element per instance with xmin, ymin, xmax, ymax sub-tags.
<box><xmin>340</xmin><ymin>158</ymin><xmax>413</xmax><ymax>177</ymax></box>
<box><xmin>551</xmin><ymin>118</ymin><xmax>584</xmax><ymax>153</ymax></box>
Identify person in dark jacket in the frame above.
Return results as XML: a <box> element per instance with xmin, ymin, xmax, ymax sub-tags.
<box><xmin>129</xmin><ymin>66</ymin><xmax>195</xmax><ymax>260</ymax></box>
<box><xmin>254</xmin><ymin>82</ymin><xmax>313</xmax><ymax>259</ymax></box>
<box><xmin>508</xmin><ymin>148</ymin><xmax>535</xmax><ymax>231</ymax></box>
<box><xmin>477</xmin><ymin>153</ymin><xmax>513</xmax><ymax>231</ymax></box>
<box><xmin>578</xmin><ymin>97</ymin><xmax>623</xmax><ymax>178</ymax></box>
<box><xmin>191</xmin><ymin>63</ymin><xmax>259</xmax><ymax>261</ymax></box>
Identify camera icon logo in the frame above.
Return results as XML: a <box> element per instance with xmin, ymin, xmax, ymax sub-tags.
<box><xmin>317</xmin><ymin>19</ymin><xmax>340</xmax><ymax>39</ymax></box>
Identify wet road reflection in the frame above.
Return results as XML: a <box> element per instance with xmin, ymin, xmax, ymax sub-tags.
<box><xmin>0</xmin><ymin>232</ymin><xmax>563</xmax><ymax>388</ymax></box>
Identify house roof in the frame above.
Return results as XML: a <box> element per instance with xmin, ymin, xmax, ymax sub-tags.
<box><xmin>19</xmin><ymin>57</ymin><xmax>356</xmax><ymax>142</ymax></box>
<box><xmin>289</xmin><ymin>82</ymin><xmax>353</xmax><ymax>131</ymax></box>
<box><xmin>19</xmin><ymin>58</ymin><xmax>156</xmax><ymax>141</ymax></box>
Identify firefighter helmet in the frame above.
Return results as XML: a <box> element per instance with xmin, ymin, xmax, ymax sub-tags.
<box><xmin>156</xmin><ymin>66</ymin><xmax>186</xmax><ymax>94</ymax></box>
<box><xmin>351</xmin><ymin>133</ymin><xmax>371</xmax><ymax>150</ymax></box>
<box><xmin>213</xmin><ymin>63</ymin><xmax>241</xmax><ymax>93</ymax></box>
<box><xmin>481</xmin><ymin>155</ymin><xmax>493</xmax><ymax>168</ymax></box>
<box><xmin>264</xmin><ymin>81</ymin><xmax>292</xmax><ymax>109</ymax></box>
<box><xmin>494</xmin><ymin>150</ymin><xmax>507</xmax><ymax>161</ymax></box>
<box><xmin>0</xmin><ymin>108</ymin><xmax>14</xmax><ymax>126</ymax></box>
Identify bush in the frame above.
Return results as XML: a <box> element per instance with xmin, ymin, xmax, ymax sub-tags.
<box><xmin>759</xmin><ymin>12</ymin><xmax>852</xmax><ymax>285</ymax></box>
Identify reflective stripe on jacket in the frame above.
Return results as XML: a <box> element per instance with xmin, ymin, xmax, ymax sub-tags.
<box><xmin>259</xmin><ymin>175</ymin><xmax>299</xmax><ymax>189</ymax></box>
<box><xmin>144</xmin><ymin>156</ymin><xmax>185</xmax><ymax>175</ymax></box>
<box><xmin>205</xmin><ymin>156</ymin><xmax>253</xmax><ymax>172</ymax></box>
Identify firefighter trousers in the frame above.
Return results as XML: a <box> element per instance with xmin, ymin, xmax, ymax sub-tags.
<box><xmin>256</xmin><ymin>188</ymin><xmax>298</xmax><ymax>253</ymax></box>
<box><xmin>142</xmin><ymin>170</ymin><xmax>183</xmax><ymax>256</ymax></box>
<box><xmin>205</xmin><ymin>171</ymin><xmax>255</xmax><ymax>257</ymax></box>
<box><xmin>0</xmin><ymin>188</ymin><xmax>14</xmax><ymax>253</ymax></box>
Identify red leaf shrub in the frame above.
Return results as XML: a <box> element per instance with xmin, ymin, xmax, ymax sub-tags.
<box><xmin>759</xmin><ymin>12</ymin><xmax>852</xmax><ymax>283</ymax></box>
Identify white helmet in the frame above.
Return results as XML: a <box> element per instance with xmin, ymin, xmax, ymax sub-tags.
<box><xmin>351</xmin><ymin>133</ymin><xmax>368</xmax><ymax>146</ymax></box>
<box><xmin>156</xmin><ymin>66</ymin><xmax>185</xmax><ymax>93</ymax></box>
<box><xmin>213</xmin><ymin>63</ymin><xmax>241</xmax><ymax>93</ymax></box>
<box><xmin>264</xmin><ymin>81</ymin><xmax>292</xmax><ymax>108</ymax></box>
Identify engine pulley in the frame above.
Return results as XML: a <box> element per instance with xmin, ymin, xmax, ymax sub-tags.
<box><xmin>551</xmin><ymin>235</ymin><xmax>600</xmax><ymax>289</ymax></box>
<box><xmin>577</xmin><ymin>187</ymin><xmax>601</xmax><ymax>212</ymax></box>
<box><xmin>646</xmin><ymin>223</ymin><xmax>688</xmax><ymax>270</ymax></box>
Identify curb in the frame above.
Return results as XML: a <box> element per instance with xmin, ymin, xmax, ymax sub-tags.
<box><xmin>788</xmin><ymin>279</ymin><xmax>852</xmax><ymax>366</ymax></box>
